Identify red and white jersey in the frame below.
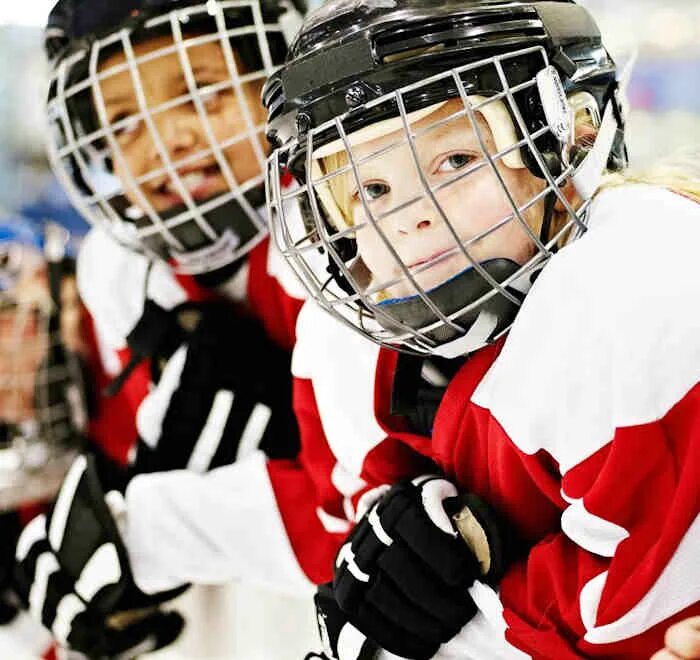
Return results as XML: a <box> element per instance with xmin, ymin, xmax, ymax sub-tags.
<box><xmin>269</xmin><ymin>301</ymin><xmax>436</xmax><ymax>585</ymax></box>
<box><xmin>76</xmin><ymin>226</ymin><xmax>304</xmax><ymax>463</ymax></box>
<box><xmin>373</xmin><ymin>184</ymin><xmax>700</xmax><ymax>659</ymax></box>
<box><xmin>121</xmin><ymin>296</ymin><xmax>432</xmax><ymax>595</ymax></box>
<box><xmin>94</xmin><ymin>230</ymin><xmax>433</xmax><ymax>595</ymax></box>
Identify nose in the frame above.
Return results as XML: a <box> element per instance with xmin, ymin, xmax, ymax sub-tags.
<box><xmin>395</xmin><ymin>218</ymin><xmax>432</xmax><ymax>235</ymax></box>
<box><xmin>150</xmin><ymin>109</ymin><xmax>200</xmax><ymax>167</ymax></box>
<box><xmin>393</xmin><ymin>194</ymin><xmax>435</xmax><ymax>235</ymax></box>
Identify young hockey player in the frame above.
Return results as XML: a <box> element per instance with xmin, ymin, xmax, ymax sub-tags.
<box><xmin>13</xmin><ymin>0</ymin><xmax>307</xmax><ymax>656</ymax></box>
<box><xmin>13</xmin><ymin>1</ymin><xmax>431</xmax><ymax>657</ymax></box>
<box><xmin>264</xmin><ymin>1</ymin><xmax>700</xmax><ymax>658</ymax></box>
<box><xmin>0</xmin><ymin>217</ymin><xmax>153</xmax><ymax>658</ymax></box>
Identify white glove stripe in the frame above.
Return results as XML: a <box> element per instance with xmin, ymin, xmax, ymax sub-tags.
<box><xmin>368</xmin><ymin>506</ymin><xmax>393</xmax><ymax>547</ymax></box>
<box><xmin>336</xmin><ymin>543</ymin><xmax>370</xmax><ymax>583</ymax></box>
<box><xmin>136</xmin><ymin>346</ymin><xmax>188</xmax><ymax>449</ymax></box>
<box><xmin>355</xmin><ymin>484</ymin><xmax>391</xmax><ymax>522</ymax></box>
<box><xmin>235</xmin><ymin>402</ymin><xmax>272</xmax><ymax>461</ymax></box>
<box><xmin>74</xmin><ymin>542</ymin><xmax>122</xmax><ymax>602</ymax></box>
<box><xmin>411</xmin><ymin>474</ymin><xmax>441</xmax><ymax>487</ymax></box>
<box><xmin>28</xmin><ymin>552</ymin><xmax>60</xmax><ymax>621</ymax></box>
<box><xmin>16</xmin><ymin>514</ymin><xmax>47</xmax><ymax>562</ymax></box>
<box><xmin>52</xmin><ymin>593</ymin><xmax>86</xmax><ymax>645</ymax></box>
<box><xmin>49</xmin><ymin>455</ymin><xmax>88</xmax><ymax>551</ymax></box>
<box><xmin>338</xmin><ymin>621</ymin><xmax>368</xmax><ymax>660</ymax></box>
<box><xmin>421</xmin><ymin>479</ymin><xmax>459</xmax><ymax>537</ymax></box>
<box><xmin>187</xmin><ymin>389</ymin><xmax>235</xmax><ymax>473</ymax></box>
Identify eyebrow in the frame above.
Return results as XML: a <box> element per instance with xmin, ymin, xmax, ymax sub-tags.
<box><xmin>191</xmin><ymin>63</ymin><xmax>226</xmax><ymax>73</ymax></box>
<box><xmin>102</xmin><ymin>92</ymin><xmax>133</xmax><ymax>108</ymax></box>
<box><xmin>102</xmin><ymin>62</ymin><xmax>228</xmax><ymax>106</ymax></box>
<box><xmin>180</xmin><ymin>63</ymin><xmax>229</xmax><ymax>80</ymax></box>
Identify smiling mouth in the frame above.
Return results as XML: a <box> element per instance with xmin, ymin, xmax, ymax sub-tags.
<box><xmin>153</xmin><ymin>163</ymin><xmax>225</xmax><ymax>207</ymax></box>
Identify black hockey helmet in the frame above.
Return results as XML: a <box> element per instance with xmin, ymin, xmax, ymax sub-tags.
<box><xmin>46</xmin><ymin>0</ymin><xmax>305</xmax><ymax>276</ymax></box>
<box><xmin>265</xmin><ymin>0</ymin><xmax>628</xmax><ymax>356</ymax></box>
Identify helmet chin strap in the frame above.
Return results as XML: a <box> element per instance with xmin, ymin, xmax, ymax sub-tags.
<box><xmin>122</xmin><ymin>188</ymin><xmax>267</xmax><ymax>274</ymax></box>
<box><xmin>375</xmin><ymin>258</ymin><xmax>542</xmax><ymax>357</ymax></box>
<box><xmin>430</xmin><ymin>308</ymin><xmax>500</xmax><ymax>359</ymax></box>
<box><xmin>537</xmin><ymin>151</ymin><xmax>565</xmax><ymax>249</ymax></box>
<box><xmin>431</xmin><ymin>262</ymin><xmax>544</xmax><ymax>358</ymax></box>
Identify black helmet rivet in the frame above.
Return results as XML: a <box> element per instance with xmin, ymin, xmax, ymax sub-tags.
<box><xmin>267</xmin><ymin>128</ymin><xmax>281</xmax><ymax>149</ymax></box>
<box><xmin>345</xmin><ymin>84</ymin><xmax>367</xmax><ymax>108</ymax></box>
<box><xmin>296</xmin><ymin>113</ymin><xmax>312</xmax><ymax>136</ymax></box>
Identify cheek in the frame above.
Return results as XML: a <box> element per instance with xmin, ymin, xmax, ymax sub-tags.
<box><xmin>439</xmin><ymin>171</ymin><xmax>514</xmax><ymax>236</ymax></box>
<box><xmin>222</xmin><ymin>141</ymin><xmax>263</xmax><ymax>183</ymax></box>
<box><xmin>217</xmin><ymin>96</ymin><xmax>267</xmax><ymax>182</ymax></box>
<box><xmin>438</xmin><ymin>168</ymin><xmax>544</xmax><ymax>262</ymax></box>
<box><xmin>214</xmin><ymin>90</ymin><xmax>264</xmax><ymax>139</ymax></box>
<box><xmin>113</xmin><ymin>144</ymin><xmax>147</xmax><ymax>200</ymax></box>
<box><xmin>354</xmin><ymin>216</ymin><xmax>396</xmax><ymax>283</ymax></box>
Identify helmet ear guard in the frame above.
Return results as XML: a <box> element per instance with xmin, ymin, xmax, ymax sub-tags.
<box><xmin>265</xmin><ymin>0</ymin><xmax>627</xmax><ymax>355</ymax></box>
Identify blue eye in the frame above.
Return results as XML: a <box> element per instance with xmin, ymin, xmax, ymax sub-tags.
<box><xmin>437</xmin><ymin>153</ymin><xmax>474</xmax><ymax>173</ymax></box>
<box><xmin>362</xmin><ymin>182</ymin><xmax>390</xmax><ymax>200</ymax></box>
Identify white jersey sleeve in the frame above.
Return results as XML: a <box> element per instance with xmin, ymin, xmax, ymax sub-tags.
<box><xmin>123</xmin><ymin>450</ymin><xmax>314</xmax><ymax>596</ymax></box>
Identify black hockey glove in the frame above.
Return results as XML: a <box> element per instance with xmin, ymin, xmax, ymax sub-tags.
<box><xmin>332</xmin><ymin>476</ymin><xmax>512</xmax><ymax>660</ymax></box>
<box><xmin>127</xmin><ymin>301</ymin><xmax>300</xmax><ymax>475</ymax></box>
<box><xmin>0</xmin><ymin>511</ymin><xmax>22</xmax><ymax>623</ymax></box>
<box><xmin>13</xmin><ymin>454</ymin><xmax>185</xmax><ymax>659</ymax></box>
<box><xmin>309</xmin><ymin>582</ymin><xmax>381</xmax><ymax>660</ymax></box>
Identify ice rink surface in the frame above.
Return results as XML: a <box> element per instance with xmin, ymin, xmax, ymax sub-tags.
<box><xmin>0</xmin><ymin>583</ymin><xmax>320</xmax><ymax>660</ymax></box>
<box><xmin>145</xmin><ymin>583</ymin><xmax>320</xmax><ymax>660</ymax></box>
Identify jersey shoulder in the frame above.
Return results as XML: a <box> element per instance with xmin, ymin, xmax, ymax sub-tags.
<box><xmin>472</xmin><ymin>185</ymin><xmax>700</xmax><ymax>472</ymax></box>
<box><xmin>77</xmin><ymin>228</ymin><xmax>187</xmax><ymax>349</ymax></box>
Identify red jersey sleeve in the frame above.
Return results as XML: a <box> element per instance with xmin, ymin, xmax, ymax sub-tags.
<box><xmin>499</xmin><ymin>381</ymin><xmax>700</xmax><ymax>658</ymax></box>
<box><xmin>246</xmin><ymin>238</ymin><xmax>304</xmax><ymax>353</ymax></box>
<box><xmin>267</xmin><ymin>302</ymin><xmax>436</xmax><ymax>585</ymax></box>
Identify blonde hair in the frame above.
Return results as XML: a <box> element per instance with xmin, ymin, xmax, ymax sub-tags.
<box><xmin>602</xmin><ymin>146</ymin><xmax>700</xmax><ymax>202</ymax></box>
<box><xmin>320</xmin><ymin>150</ymin><xmax>355</xmax><ymax>228</ymax></box>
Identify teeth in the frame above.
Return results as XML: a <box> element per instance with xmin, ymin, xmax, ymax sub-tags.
<box><xmin>181</xmin><ymin>171</ymin><xmax>206</xmax><ymax>191</ymax></box>
<box><xmin>164</xmin><ymin>171</ymin><xmax>207</xmax><ymax>195</ymax></box>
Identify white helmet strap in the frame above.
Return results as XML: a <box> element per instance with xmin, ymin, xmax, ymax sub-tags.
<box><xmin>571</xmin><ymin>101</ymin><xmax>617</xmax><ymax>201</ymax></box>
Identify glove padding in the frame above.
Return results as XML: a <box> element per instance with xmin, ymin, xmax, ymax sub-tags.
<box><xmin>129</xmin><ymin>301</ymin><xmax>300</xmax><ymax>475</ymax></box>
<box><xmin>333</xmin><ymin>476</ymin><xmax>510</xmax><ymax>660</ymax></box>
<box><xmin>13</xmin><ymin>454</ymin><xmax>185</xmax><ymax>659</ymax></box>
<box><xmin>312</xmin><ymin>582</ymin><xmax>381</xmax><ymax>660</ymax></box>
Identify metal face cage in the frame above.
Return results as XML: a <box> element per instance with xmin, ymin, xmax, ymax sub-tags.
<box><xmin>0</xmin><ymin>227</ymin><xmax>86</xmax><ymax>510</ymax></box>
<box><xmin>268</xmin><ymin>46</ymin><xmax>604</xmax><ymax>357</ymax></box>
<box><xmin>47</xmin><ymin>1</ymin><xmax>293</xmax><ymax>274</ymax></box>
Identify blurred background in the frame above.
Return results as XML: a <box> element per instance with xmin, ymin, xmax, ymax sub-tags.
<box><xmin>1</xmin><ymin>0</ymin><xmax>699</xmax><ymax>223</ymax></box>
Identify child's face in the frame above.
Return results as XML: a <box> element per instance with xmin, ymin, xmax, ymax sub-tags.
<box><xmin>0</xmin><ymin>265</ymin><xmax>84</xmax><ymax>424</ymax></box>
<box><xmin>98</xmin><ymin>34</ymin><xmax>267</xmax><ymax>214</ymax></box>
<box><xmin>343</xmin><ymin>100</ymin><xmax>545</xmax><ymax>299</ymax></box>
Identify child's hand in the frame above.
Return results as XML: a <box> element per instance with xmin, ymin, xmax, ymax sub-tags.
<box><xmin>651</xmin><ymin>617</ymin><xmax>700</xmax><ymax>659</ymax></box>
